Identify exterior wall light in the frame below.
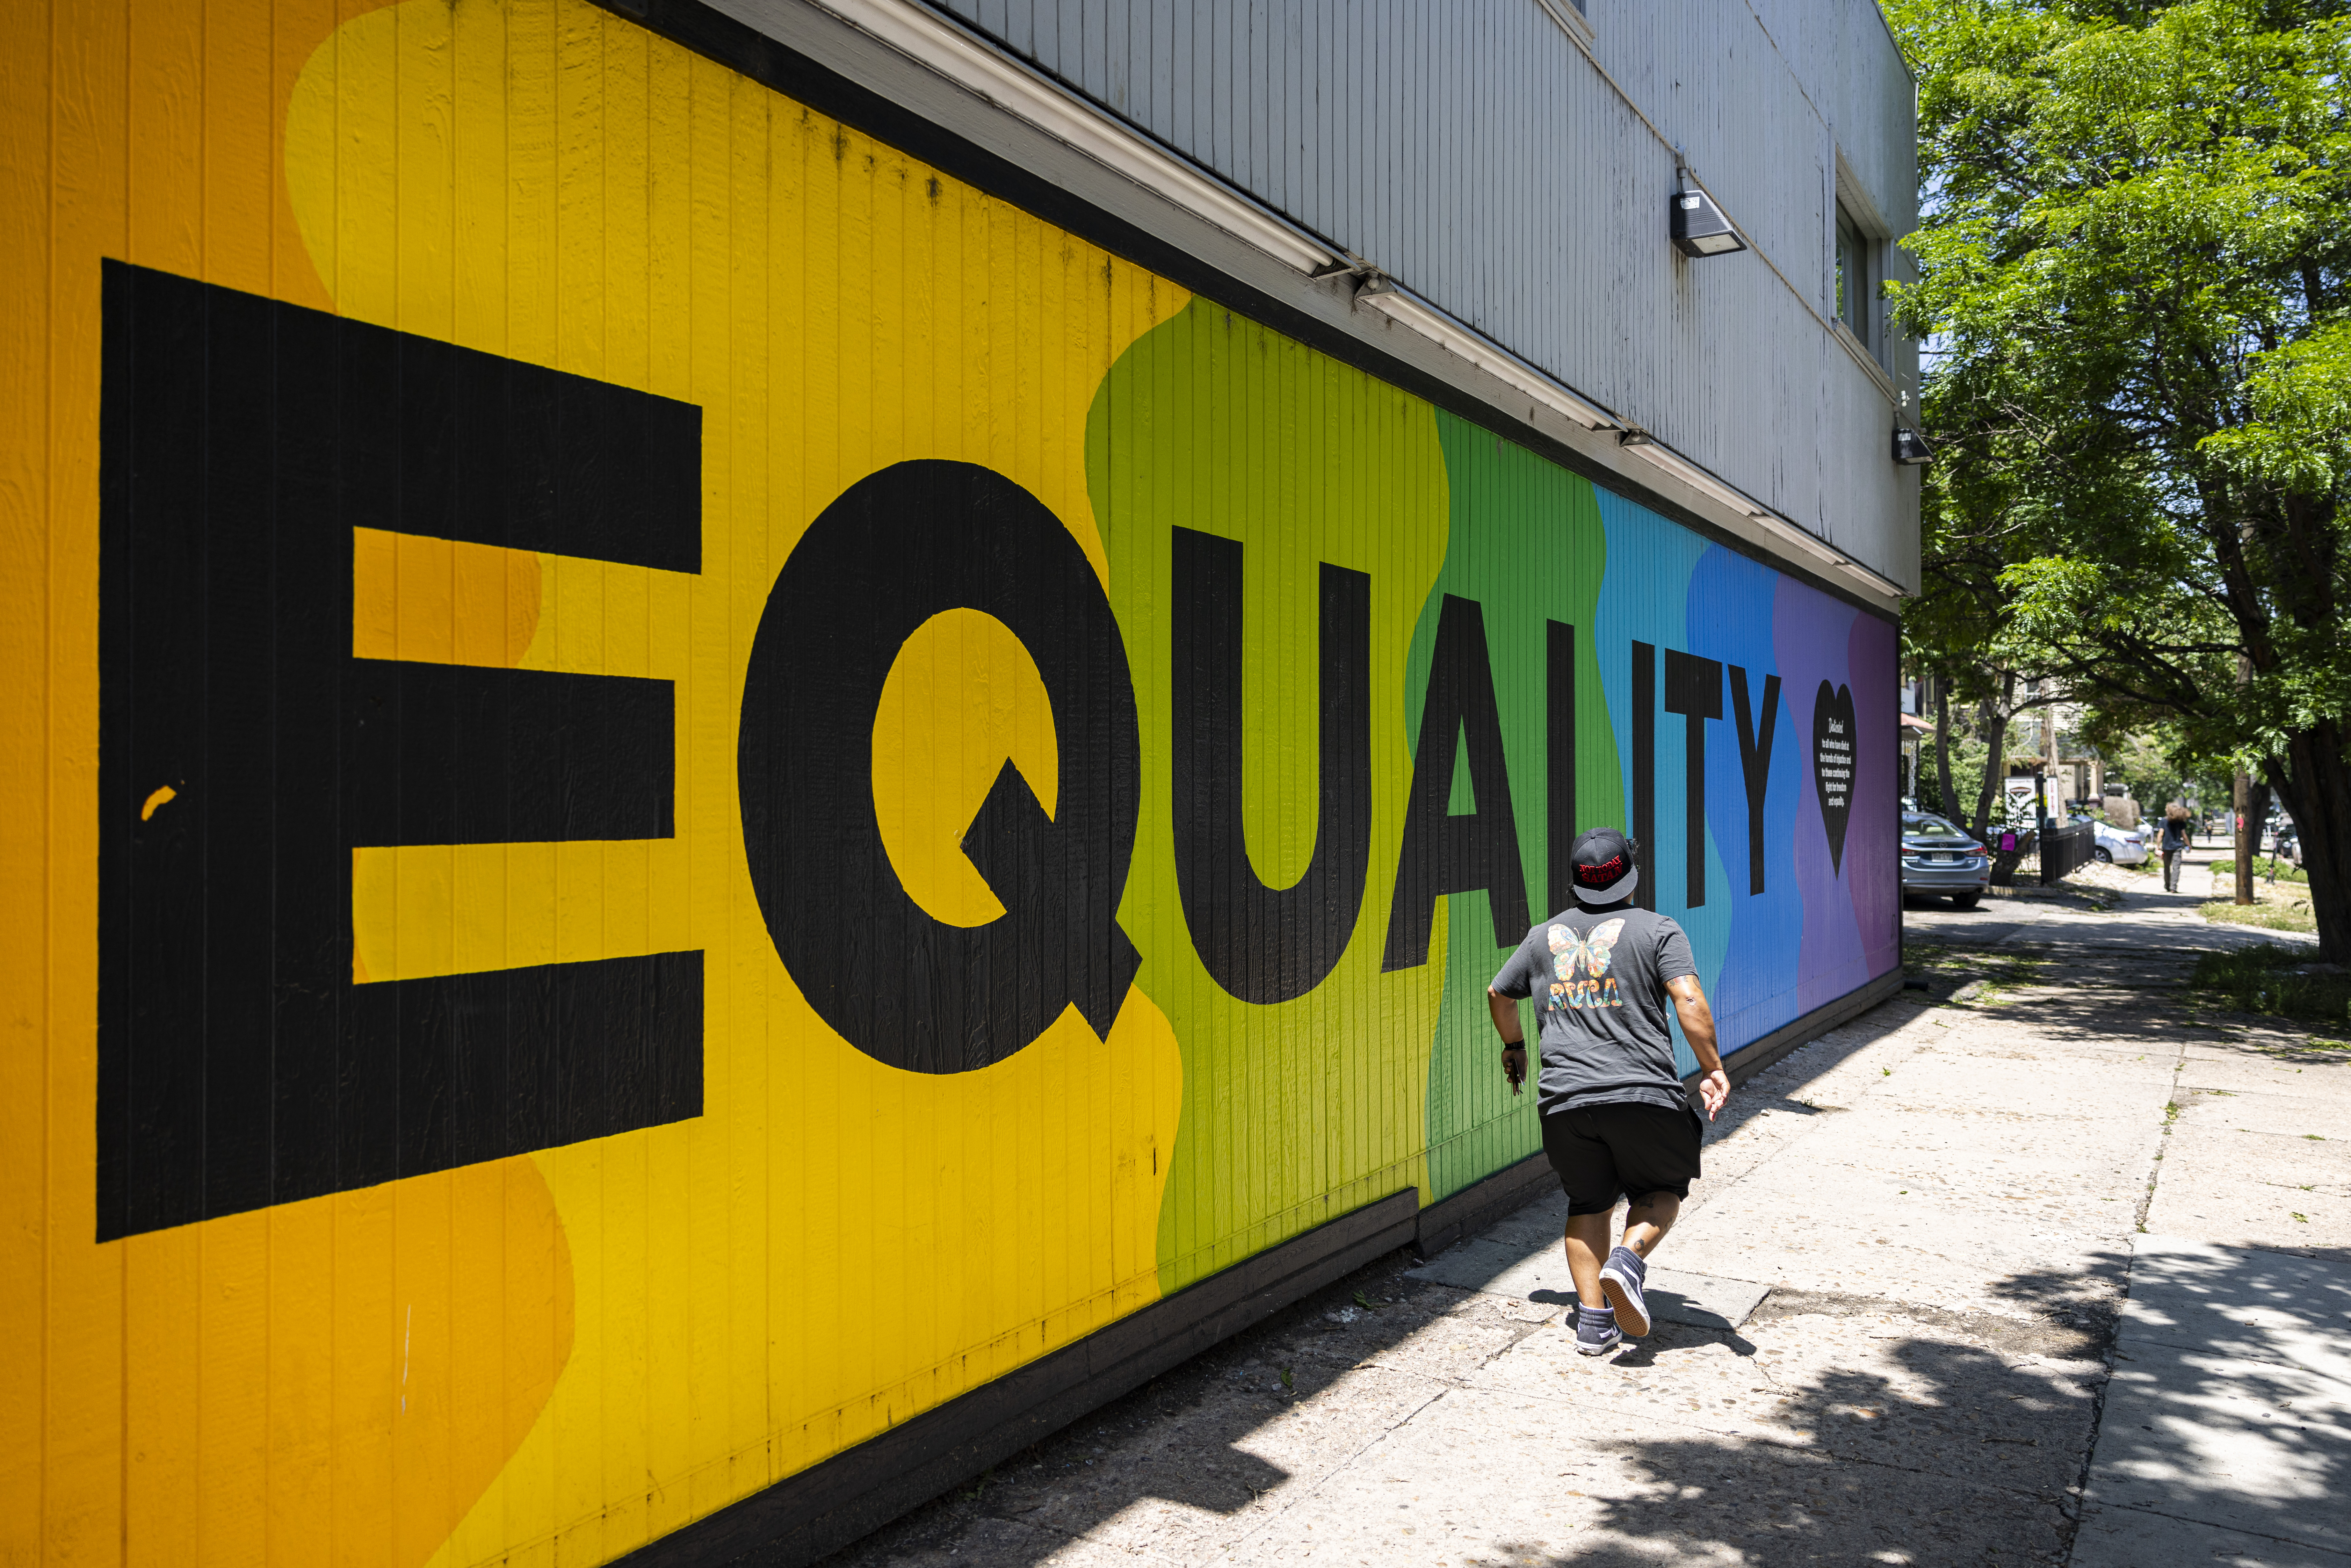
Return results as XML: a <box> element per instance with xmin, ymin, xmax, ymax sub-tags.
<box><xmin>1616</xmin><ymin>427</ymin><xmax>1655</xmax><ymax>447</ymax></box>
<box><xmin>1892</xmin><ymin>427</ymin><xmax>1933</xmax><ymax>465</ymax></box>
<box><xmin>1670</xmin><ymin>187</ymin><xmax>1746</xmax><ymax>258</ymax></box>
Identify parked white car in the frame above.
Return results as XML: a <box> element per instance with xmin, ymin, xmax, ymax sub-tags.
<box><xmin>2087</xmin><ymin>818</ymin><xmax>2148</xmax><ymax>865</ymax></box>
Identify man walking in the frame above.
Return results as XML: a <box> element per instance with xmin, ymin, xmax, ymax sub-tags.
<box><xmin>2160</xmin><ymin>803</ymin><xmax>2191</xmax><ymax>892</ymax></box>
<box><xmin>1487</xmin><ymin>828</ymin><xmax>1730</xmax><ymax>1356</ymax></box>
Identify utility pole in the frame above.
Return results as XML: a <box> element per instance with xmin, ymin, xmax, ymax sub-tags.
<box><xmin>2043</xmin><ymin>706</ymin><xmax>2059</xmax><ymax>820</ymax></box>
<box><xmin>2042</xmin><ymin>704</ymin><xmax>2061</xmax><ymax>815</ymax></box>
<box><xmin>2234</xmin><ymin>650</ymin><xmax>2256</xmax><ymax>906</ymax></box>
<box><xmin>2234</xmin><ymin>768</ymin><xmax>2255</xmax><ymax>905</ymax></box>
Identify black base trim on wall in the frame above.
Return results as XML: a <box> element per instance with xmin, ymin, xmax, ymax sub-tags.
<box><xmin>615</xmin><ymin>971</ymin><xmax>1907</xmax><ymax>1567</ymax></box>
<box><xmin>1410</xmin><ymin>1149</ymin><xmax>1563</xmax><ymax>1264</ymax></box>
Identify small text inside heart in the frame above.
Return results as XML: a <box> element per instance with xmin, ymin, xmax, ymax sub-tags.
<box><xmin>1812</xmin><ymin>681</ymin><xmax>1856</xmax><ymax>876</ymax></box>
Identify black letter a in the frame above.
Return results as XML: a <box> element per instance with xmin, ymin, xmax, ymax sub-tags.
<box><xmin>1381</xmin><ymin>595</ymin><xmax>1530</xmax><ymax>970</ymax></box>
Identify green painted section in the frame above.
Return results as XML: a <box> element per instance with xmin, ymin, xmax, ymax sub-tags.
<box><xmin>1414</xmin><ymin>412</ymin><xmax>1619</xmax><ymax>1201</ymax></box>
<box><xmin>1447</xmin><ymin>730</ymin><xmax>1478</xmax><ymax>816</ymax></box>
<box><xmin>1085</xmin><ymin>300</ymin><xmax>1452</xmax><ymax>1294</ymax></box>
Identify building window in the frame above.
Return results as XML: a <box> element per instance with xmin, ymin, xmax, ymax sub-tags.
<box><xmin>1537</xmin><ymin>0</ymin><xmax>1592</xmax><ymax>37</ymax></box>
<box><xmin>1834</xmin><ymin>198</ymin><xmax>1899</xmax><ymax>369</ymax></box>
<box><xmin>1834</xmin><ymin>204</ymin><xmax>1872</xmax><ymax>351</ymax></box>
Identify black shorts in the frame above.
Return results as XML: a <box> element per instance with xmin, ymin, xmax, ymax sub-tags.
<box><xmin>1540</xmin><ymin>1101</ymin><xmax>1704</xmax><ymax>1216</ymax></box>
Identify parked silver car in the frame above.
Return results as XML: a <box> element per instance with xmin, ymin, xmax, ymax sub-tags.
<box><xmin>1901</xmin><ymin>811</ymin><xmax>1991</xmax><ymax>908</ymax></box>
<box><xmin>2084</xmin><ymin>817</ymin><xmax>2148</xmax><ymax>866</ymax></box>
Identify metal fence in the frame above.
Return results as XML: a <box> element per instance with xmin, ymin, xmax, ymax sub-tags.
<box><xmin>2041</xmin><ymin>820</ymin><xmax>2099</xmax><ymax>882</ymax></box>
<box><xmin>1987</xmin><ymin>821</ymin><xmax>2098</xmax><ymax>887</ymax></box>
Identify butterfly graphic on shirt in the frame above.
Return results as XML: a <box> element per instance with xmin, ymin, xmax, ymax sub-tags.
<box><xmin>1545</xmin><ymin>918</ymin><xmax>1627</xmax><ymax>1010</ymax></box>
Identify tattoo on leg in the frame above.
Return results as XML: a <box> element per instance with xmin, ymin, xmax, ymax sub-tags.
<box><xmin>1621</xmin><ymin>1191</ymin><xmax>1681</xmax><ymax>1255</ymax></box>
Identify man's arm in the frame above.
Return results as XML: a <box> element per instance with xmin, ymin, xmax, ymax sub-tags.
<box><xmin>1667</xmin><ymin>974</ymin><xmax>1730</xmax><ymax>1119</ymax></box>
<box><xmin>1486</xmin><ymin>987</ymin><xmax>1527</xmax><ymax>1094</ymax></box>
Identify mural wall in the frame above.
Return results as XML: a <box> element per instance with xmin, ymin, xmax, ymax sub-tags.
<box><xmin>0</xmin><ymin>0</ymin><xmax>1898</xmax><ymax>1562</ymax></box>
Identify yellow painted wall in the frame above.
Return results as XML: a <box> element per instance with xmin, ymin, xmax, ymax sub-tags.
<box><xmin>3</xmin><ymin>1</ymin><xmax>1192</xmax><ymax>1561</ymax></box>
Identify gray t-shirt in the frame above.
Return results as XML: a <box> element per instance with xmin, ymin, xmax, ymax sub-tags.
<box><xmin>1490</xmin><ymin>904</ymin><xmax>1698</xmax><ymax>1114</ymax></box>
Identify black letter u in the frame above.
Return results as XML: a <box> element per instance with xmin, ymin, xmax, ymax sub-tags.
<box><xmin>1171</xmin><ymin>528</ymin><xmax>1372</xmax><ymax>1004</ymax></box>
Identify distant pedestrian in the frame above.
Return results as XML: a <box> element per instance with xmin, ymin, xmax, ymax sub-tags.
<box><xmin>2160</xmin><ymin>804</ymin><xmax>2191</xmax><ymax>892</ymax></box>
<box><xmin>1487</xmin><ymin>828</ymin><xmax>1730</xmax><ymax>1358</ymax></box>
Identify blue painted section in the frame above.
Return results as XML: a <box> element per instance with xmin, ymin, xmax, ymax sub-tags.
<box><xmin>1687</xmin><ymin>543</ymin><xmax>1806</xmax><ymax>1053</ymax></box>
<box><xmin>1591</xmin><ymin>492</ymin><xmax>1725</xmax><ymax>1077</ymax></box>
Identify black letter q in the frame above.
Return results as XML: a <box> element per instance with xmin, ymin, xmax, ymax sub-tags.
<box><xmin>738</xmin><ymin>460</ymin><xmax>1142</xmax><ymax>1073</ymax></box>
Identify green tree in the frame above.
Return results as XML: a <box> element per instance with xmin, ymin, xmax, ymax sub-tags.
<box><xmin>1887</xmin><ymin>0</ymin><xmax>2351</xmax><ymax>958</ymax></box>
<box><xmin>2084</xmin><ymin>722</ymin><xmax>2190</xmax><ymax>813</ymax></box>
<box><xmin>1903</xmin><ymin>480</ymin><xmax>2070</xmax><ymax>839</ymax></box>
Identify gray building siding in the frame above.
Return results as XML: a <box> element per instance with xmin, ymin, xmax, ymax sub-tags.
<box><xmin>922</xmin><ymin>0</ymin><xmax>1920</xmax><ymax>590</ymax></box>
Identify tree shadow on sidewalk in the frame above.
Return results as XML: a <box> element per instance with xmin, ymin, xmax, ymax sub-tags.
<box><xmin>1485</xmin><ymin>1246</ymin><xmax>2349</xmax><ymax>1567</ymax></box>
<box><xmin>822</xmin><ymin>956</ymin><xmax>2317</xmax><ymax>1567</ymax></box>
<box><xmin>820</xmin><ymin>1230</ymin><xmax>2166</xmax><ymax>1568</ymax></box>
<box><xmin>810</xmin><ymin>1248</ymin><xmax>1509</xmax><ymax>1566</ymax></box>
<box><xmin>2070</xmin><ymin>1237</ymin><xmax>2351</xmax><ymax>1558</ymax></box>
<box><xmin>1481</xmin><ymin>1286</ymin><xmax>2114</xmax><ymax>1565</ymax></box>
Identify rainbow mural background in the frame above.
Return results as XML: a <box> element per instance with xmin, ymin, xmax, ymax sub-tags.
<box><xmin>0</xmin><ymin>0</ymin><xmax>1896</xmax><ymax>1562</ymax></box>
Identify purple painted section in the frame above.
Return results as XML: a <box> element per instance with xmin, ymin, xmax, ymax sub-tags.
<box><xmin>1773</xmin><ymin>577</ymin><xmax>1866</xmax><ymax>1014</ymax></box>
<box><xmin>1845</xmin><ymin>612</ymin><xmax>1902</xmax><ymax>979</ymax></box>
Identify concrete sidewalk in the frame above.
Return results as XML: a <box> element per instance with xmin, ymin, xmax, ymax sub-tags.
<box><xmin>827</xmin><ymin>852</ymin><xmax>2349</xmax><ymax>1567</ymax></box>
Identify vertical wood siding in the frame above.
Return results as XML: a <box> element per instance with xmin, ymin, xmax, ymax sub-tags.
<box><xmin>0</xmin><ymin>1</ymin><xmax>1904</xmax><ymax>1564</ymax></box>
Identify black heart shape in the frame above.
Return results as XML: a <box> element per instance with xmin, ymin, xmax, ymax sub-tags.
<box><xmin>1812</xmin><ymin>680</ymin><xmax>1856</xmax><ymax>876</ymax></box>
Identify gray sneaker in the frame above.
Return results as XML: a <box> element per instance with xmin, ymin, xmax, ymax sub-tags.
<box><xmin>1574</xmin><ymin>1305</ymin><xmax>1622</xmax><ymax>1356</ymax></box>
<box><xmin>1599</xmin><ymin>1246</ymin><xmax>1651</xmax><ymax>1337</ymax></box>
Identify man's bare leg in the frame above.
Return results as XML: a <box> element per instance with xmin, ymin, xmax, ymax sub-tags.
<box><xmin>1563</xmin><ymin>1211</ymin><xmax>1612</xmax><ymax>1307</ymax></box>
<box><xmin>1621</xmin><ymin>1191</ymin><xmax>1681</xmax><ymax>1258</ymax></box>
<box><xmin>1568</xmin><ymin>1192</ymin><xmax>1683</xmax><ymax>1305</ymax></box>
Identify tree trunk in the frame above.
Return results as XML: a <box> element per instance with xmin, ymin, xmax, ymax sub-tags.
<box><xmin>2268</xmin><ymin>728</ymin><xmax>2350</xmax><ymax>965</ymax></box>
<box><xmin>1935</xmin><ymin>681</ymin><xmax>1965</xmax><ymax>823</ymax></box>
<box><xmin>1969</xmin><ymin>673</ymin><xmax>2015</xmax><ymax>841</ymax></box>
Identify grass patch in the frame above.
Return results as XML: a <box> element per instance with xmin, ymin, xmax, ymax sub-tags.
<box><xmin>2219</xmin><ymin>857</ymin><xmax>2308</xmax><ymax>885</ymax></box>
<box><xmin>1904</xmin><ymin>942</ymin><xmax>2050</xmax><ymax>1005</ymax></box>
<box><xmin>2188</xmin><ymin>943</ymin><xmax>2351</xmax><ymax>1036</ymax></box>
<box><xmin>2199</xmin><ymin>895</ymin><xmax>2318</xmax><ymax>935</ymax></box>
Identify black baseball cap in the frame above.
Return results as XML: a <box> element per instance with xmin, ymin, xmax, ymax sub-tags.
<box><xmin>1568</xmin><ymin>827</ymin><xmax>1639</xmax><ymax>906</ymax></box>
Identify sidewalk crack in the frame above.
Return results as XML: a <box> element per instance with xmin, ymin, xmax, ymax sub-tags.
<box><xmin>2063</xmin><ymin>1027</ymin><xmax>2192</xmax><ymax>1565</ymax></box>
